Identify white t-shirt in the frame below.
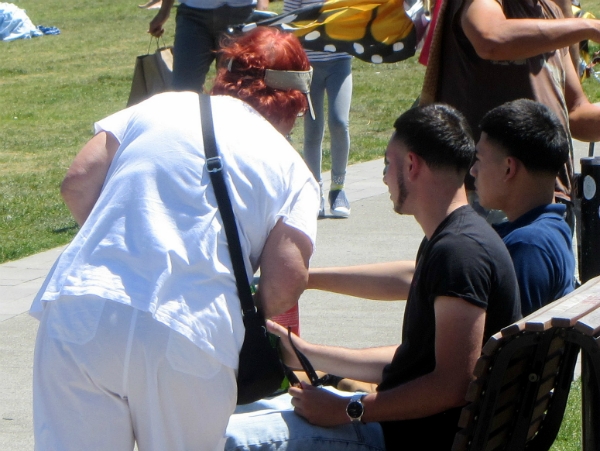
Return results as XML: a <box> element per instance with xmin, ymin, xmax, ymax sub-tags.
<box><xmin>30</xmin><ymin>93</ymin><xmax>319</xmax><ymax>369</ymax></box>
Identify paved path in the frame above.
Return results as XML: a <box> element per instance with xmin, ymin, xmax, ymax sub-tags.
<box><xmin>0</xmin><ymin>140</ymin><xmax>592</xmax><ymax>450</ymax></box>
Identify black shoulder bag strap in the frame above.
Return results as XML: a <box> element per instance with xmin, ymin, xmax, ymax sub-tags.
<box><xmin>201</xmin><ymin>94</ymin><xmax>296</xmax><ymax>405</ymax></box>
<box><xmin>199</xmin><ymin>94</ymin><xmax>257</xmax><ymax>322</ymax></box>
<box><xmin>200</xmin><ymin>94</ymin><xmax>331</xmax><ymax>399</ymax></box>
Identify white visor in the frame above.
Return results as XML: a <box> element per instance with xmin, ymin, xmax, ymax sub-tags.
<box><xmin>264</xmin><ymin>68</ymin><xmax>315</xmax><ymax>120</ymax></box>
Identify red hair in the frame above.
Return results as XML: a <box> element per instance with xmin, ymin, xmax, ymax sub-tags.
<box><xmin>211</xmin><ymin>27</ymin><xmax>310</xmax><ymax>129</ymax></box>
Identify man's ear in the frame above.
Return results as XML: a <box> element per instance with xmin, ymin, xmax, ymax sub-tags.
<box><xmin>406</xmin><ymin>151</ymin><xmax>422</xmax><ymax>180</ymax></box>
<box><xmin>504</xmin><ymin>156</ymin><xmax>520</xmax><ymax>181</ymax></box>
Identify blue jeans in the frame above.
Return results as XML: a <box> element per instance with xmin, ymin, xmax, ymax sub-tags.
<box><xmin>303</xmin><ymin>58</ymin><xmax>353</xmax><ymax>186</ymax></box>
<box><xmin>173</xmin><ymin>3</ymin><xmax>254</xmax><ymax>92</ymax></box>
<box><xmin>225</xmin><ymin>392</ymin><xmax>385</xmax><ymax>451</ymax></box>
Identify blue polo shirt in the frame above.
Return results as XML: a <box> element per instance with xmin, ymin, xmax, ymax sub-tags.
<box><xmin>493</xmin><ymin>204</ymin><xmax>575</xmax><ymax>316</ymax></box>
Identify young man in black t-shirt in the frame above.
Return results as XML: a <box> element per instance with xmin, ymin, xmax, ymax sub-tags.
<box><xmin>225</xmin><ymin>105</ymin><xmax>521</xmax><ymax>451</ymax></box>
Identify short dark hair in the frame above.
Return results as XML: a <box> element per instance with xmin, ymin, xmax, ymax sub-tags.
<box><xmin>479</xmin><ymin>99</ymin><xmax>569</xmax><ymax>174</ymax></box>
<box><xmin>392</xmin><ymin>104</ymin><xmax>475</xmax><ymax>172</ymax></box>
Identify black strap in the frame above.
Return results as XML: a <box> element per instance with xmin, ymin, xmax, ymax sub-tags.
<box><xmin>287</xmin><ymin>327</ymin><xmax>338</xmax><ymax>387</ymax></box>
<box><xmin>199</xmin><ymin>94</ymin><xmax>257</xmax><ymax>321</ymax></box>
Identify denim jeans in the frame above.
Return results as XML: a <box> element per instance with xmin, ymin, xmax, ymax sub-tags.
<box><xmin>303</xmin><ymin>58</ymin><xmax>353</xmax><ymax>186</ymax></box>
<box><xmin>173</xmin><ymin>3</ymin><xmax>254</xmax><ymax>92</ymax></box>
<box><xmin>225</xmin><ymin>392</ymin><xmax>386</xmax><ymax>451</ymax></box>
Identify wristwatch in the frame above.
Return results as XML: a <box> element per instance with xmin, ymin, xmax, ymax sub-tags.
<box><xmin>346</xmin><ymin>394</ymin><xmax>365</xmax><ymax>423</ymax></box>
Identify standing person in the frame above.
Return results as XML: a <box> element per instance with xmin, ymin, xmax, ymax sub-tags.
<box><xmin>284</xmin><ymin>0</ymin><xmax>353</xmax><ymax>218</ymax></box>
<box><xmin>421</xmin><ymin>0</ymin><xmax>600</xmax><ymax>224</ymax></box>
<box><xmin>148</xmin><ymin>0</ymin><xmax>268</xmax><ymax>92</ymax></box>
<box><xmin>225</xmin><ymin>104</ymin><xmax>521</xmax><ymax>451</ymax></box>
<box><xmin>471</xmin><ymin>99</ymin><xmax>576</xmax><ymax>316</ymax></box>
<box><xmin>30</xmin><ymin>27</ymin><xmax>319</xmax><ymax>451</ymax></box>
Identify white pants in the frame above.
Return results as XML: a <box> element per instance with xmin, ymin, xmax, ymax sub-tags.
<box><xmin>33</xmin><ymin>296</ymin><xmax>237</xmax><ymax>451</ymax></box>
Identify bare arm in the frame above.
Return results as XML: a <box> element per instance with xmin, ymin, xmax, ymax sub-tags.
<box><xmin>61</xmin><ymin>132</ymin><xmax>119</xmax><ymax>226</ymax></box>
<box><xmin>255</xmin><ymin>220</ymin><xmax>313</xmax><ymax>318</ymax></box>
<box><xmin>461</xmin><ymin>0</ymin><xmax>600</xmax><ymax>61</ymax></box>
<box><xmin>308</xmin><ymin>261</ymin><xmax>415</xmax><ymax>300</ymax></box>
<box><xmin>564</xmin><ymin>55</ymin><xmax>600</xmax><ymax>142</ymax></box>
<box><xmin>148</xmin><ymin>0</ymin><xmax>175</xmax><ymax>37</ymax></box>
<box><xmin>267</xmin><ymin>319</ymin><xmax>396</xmax><ymax>383</ymax></box>
<box><xmin>289</xmin><ymin>297</ymin><xmax>485</xmax><ymax>426</ymax></box>
<box><xmin>551</xmin><ymin>0</ymin><xmax>580</xmax><ymax>69</ymax></box>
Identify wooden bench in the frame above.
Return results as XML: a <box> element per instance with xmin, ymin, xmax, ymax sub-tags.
<box><xmin>452</xmin><ymin>275</ymin><xmax>600</xmax><ymax>451</ymax></box>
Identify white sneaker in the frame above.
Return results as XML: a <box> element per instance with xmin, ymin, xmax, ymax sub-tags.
<box><xmin>329</xmin><ymin>189</ymin><xmax>350</xmax><ymax>218</ymax></box>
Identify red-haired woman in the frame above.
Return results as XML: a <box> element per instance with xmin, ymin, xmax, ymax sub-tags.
<box><xmin>30</xmin><ymin>27</ymin><xmax>319</xmax><ymax>451</ymax></box>
<box><xmin>212</xmin><ymin>27</ymin><xmax>314</xmax><ymax>135</ymax></box>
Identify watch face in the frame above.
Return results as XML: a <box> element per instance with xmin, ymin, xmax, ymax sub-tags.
<box><xmin>347</xmin><ymin>401</ymin><xmax>363</xmax><ymax>419</ymax></box>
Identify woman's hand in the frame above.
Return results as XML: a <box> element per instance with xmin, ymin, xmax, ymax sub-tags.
<box><xmin>148</xmin><ymin>9</ymin><xmax>169</xmax><ymax>37</ymax></box>
<box><xmin>148</xmin><ymin>1</ymin><xmax>173</xmax><ymax>37</ymax></box>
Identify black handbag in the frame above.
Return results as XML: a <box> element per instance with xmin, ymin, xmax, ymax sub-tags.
<box><xmin>199</xmin><ymin>94</ymin><xmax>288</xmax><ymax>405</ymax></box>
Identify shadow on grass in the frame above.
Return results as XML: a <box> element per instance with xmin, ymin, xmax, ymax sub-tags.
<box><xmin>53</xmin><ymin>224</ymin><xmax>78</xmax><ymax>234</ymax></box>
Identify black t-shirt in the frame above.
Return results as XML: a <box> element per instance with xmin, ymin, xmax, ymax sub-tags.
<box><xmin>378</xmin><ymin>206</ymin><xmax>521</xmax><ymax>449</ymax></box>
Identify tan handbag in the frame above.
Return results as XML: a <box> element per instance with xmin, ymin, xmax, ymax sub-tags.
<box><xmin>127</xmin><ymin>38</ymin><xmax>173</xmax><ymax>107</ymax></box>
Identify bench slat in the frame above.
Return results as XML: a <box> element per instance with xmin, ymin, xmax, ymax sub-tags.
<box><xmin>489</xmin><ymin>404</ymin><xmax>517</xmax><ymax>436</ymax></box>
<box><xmin>525</xmin><ymin>278</ymin><xmax>600</xmax><ymax>331</ymax></box>
<box><xmin>465</xmin><ymin>379</ymin><xmax>484</xmax><ymax>403</ymax></box>
<box><xmin>575</xmin><ymin>307</ymin><xmax>600</xmax><ymax>336</ymax></box>
<box><xmin>501</xmin><ymin>276</ymin><xmax>600</xmax><ymax>337</ymax></box>
<box><xmin>530</xmin><ymin>392</ymin><xmax>551</xmax><ymax>426</ymax></box>
<box><xmin>484</xmin><ymin>426</ymin><xmax>511</xmax><ymax>451</ymax></box>
<box><xmin>502</xmin><ymin>299</ymin><xmax>569</xmax><ymax>336</ymax></box>
<box><xmin>457</xmin><ymin>403</ymin><xmax>476</xmax><ymax>429</ymax></box>
<box><xmin>452</xmin><ymin>431</ymin><xmax>470</xmax><ymax>451</ymax></box>
<box><xmin>500</xmin><ymin>277</ymin><xmax>600</xmax><ymax>335</ymax></box>
<box><xmin>527</xmin><ymin>415</ymin><xmax>544</xmax><ymax>441</ymax></box>
<box><xmin>473</xmin><ymin>355</ymin><xmax>491</xmax><ymax>378</ymax></box>
<box><xmin>551</xmin><ymin>294</ymin><xmax>600</xmax><ymax>328</ymax></box>
<box><xmin>540</xmin><ymin>353</ymin><xmax>561</xmax><ymax>381</ymax></box>
<box><xmin>482</xmin><ymin>332</ymin><xmax>504</xmax><ymax>356</ymax></box>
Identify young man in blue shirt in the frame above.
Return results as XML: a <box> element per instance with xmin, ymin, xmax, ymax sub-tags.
<box><xmin>470</xmin><ymin>99</ymin><xmax>576</xmax><ymax>316</ymax></box>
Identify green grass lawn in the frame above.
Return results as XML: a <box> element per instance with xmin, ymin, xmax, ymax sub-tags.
<box><xmin>0</xmin><ymin>0</ymin><xmax>425</xmax><ymax>262</ymax></box>
<box><xmin>2</xmin><ymin>0</ymin><xmax>600</xmax><ymax>263</ymax></box>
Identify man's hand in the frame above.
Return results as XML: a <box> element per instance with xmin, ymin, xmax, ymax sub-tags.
<box><xmin>269</xmin><ymin>320</ymin><xmax>396</xmax><ymax>385</ymax></box>
<box><xmin>289</xmin><ymin>383</ymin><xmax>350</xmax><ymax>427</ymax></box>
<box><xmin>267</xmin><ymin>320</ymin><xmax>304</xmax><ymax>370</ymax></box>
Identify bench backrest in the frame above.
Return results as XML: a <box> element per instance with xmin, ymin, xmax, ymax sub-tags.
<box><xmin>452</xmin><ymin>276</ymin><xmax>600</xmax><ymax>451</ymax></box>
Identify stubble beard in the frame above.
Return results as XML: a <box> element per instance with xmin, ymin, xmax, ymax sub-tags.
<box><xmin>394</xmin><ymin>170</ymin><xmax>409</xmax><ymax>214</ymax></box>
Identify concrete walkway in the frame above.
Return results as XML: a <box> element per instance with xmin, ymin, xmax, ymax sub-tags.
<box><xmin>0</xmin><ymin>140</ymin><xmax>592</xmax><ymax>450</ymax></box>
